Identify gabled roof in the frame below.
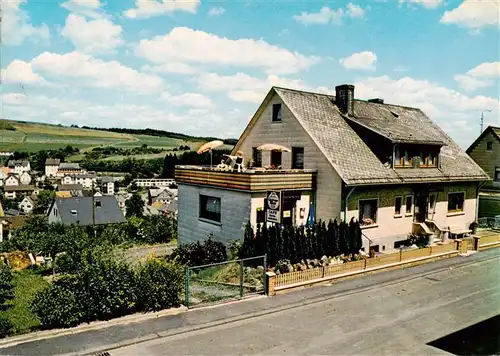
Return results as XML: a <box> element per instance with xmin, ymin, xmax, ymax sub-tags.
<box><xmin>58</xmin><ymin>184</ymin><xmax>84</xmax><ymax>191</ymax></box>
<box><xmin>4</xmin><ymin>185</ymin><xmax>34</xmax><ymax>192</ymax></box>
<box><xmin>58</xmin><ymin>163</ymin><xmax>81</xmax><ymax>170</ymax></box>
<box><xmin>45</xmin><ymin>158</ymin><xmax>61</xmax><ymax>166</ymax></box>
<box><xmin>466</xmin><ymin>126</ymin><xmax>500</xmax><ymax>154</ymax></box>
<box><xmin>51</xmin><ymin>196</ymin><xmax>125</xmax><ymax>226</ymax></box>
<box><xmin>8</xmin><ymin>160</ymin><xmax>29</xmax><ymax>167</ymax></box>
<box><xmin>234</xmin><ymin>86</ymin><xmax>488</xmax><ymax>186</ymax></box>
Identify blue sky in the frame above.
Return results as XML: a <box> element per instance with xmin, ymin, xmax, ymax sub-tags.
<box><xmin>1</xmin><ymin>0</ymin><xmax>499</xmax><ymax>148</ymax></box>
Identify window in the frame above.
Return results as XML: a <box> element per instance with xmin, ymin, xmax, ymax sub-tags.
<box><xmin>292</xmin><ymin>147</ymin><xmax>304</xmax><ymax>169</ymax></box>
<box><xmin>359</xmin><ymin>199</ymin><xmax>378</xmax><ymax>226</ymax></box>
<box><xmin>271</xmin><ymin>151</ymin><xmax>282</xmax><ymax>168</ymax></box>
<box><xmin>199</xmin><ymin>195</ymin><xmax>221</xmax><ymax>222</ymax></box>
<box><xmin>272</xmin><ymin>104</ymin><xmax>282</xmax><ymax>122</ymax></box>
<box><xmin>252</xmin><ymin>147</ymin><xmax>262</xmax><ymax>167</ymax></box>
<box><xmin>495</xmin><ymin>167</ymin><xmax>500</xmax><ymax>181</ymax></box>
<box><xmin>394</xmin><ymin>196</ymin><xmax>402</xmax><ymax>216</ymax></box>
<box><xmin>429</xmin><ymin>193</ymin><xmax>436</xmax><ymax>212</ymax></box>
<box><xmin>256</xmin><ymin>208</ymin><xmax>265</xmax><ymax>224</ymax></box>
<box><xmin>405</xmin><ymin>195</ymin><xmax>413</xmax><ymax>215</ymax></box>
<box><xmin>487</xmin><ymin>142</ymin><xmax>493</xmax><ymax>151</ymax></box>
<box><xmin>448</xmin><ymin>192</ymin><xmax>465</xmax><ymax>213</ymax></box>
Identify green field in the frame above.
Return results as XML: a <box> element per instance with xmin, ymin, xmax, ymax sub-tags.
<box><xmin>0</xmin><ymin>120</ymin><xmax>206</xmax><ymax>156</ymax></box>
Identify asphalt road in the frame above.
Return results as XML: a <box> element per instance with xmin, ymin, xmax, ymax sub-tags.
<box><xmin>1</xmin><ymin>249</ymin><xmax>498</xmax><ymax>356</ymax></box>
<box><xmin>111</xmin><ymin>252</ymin><xmax>500</xmax><ymax>356</ymax></box>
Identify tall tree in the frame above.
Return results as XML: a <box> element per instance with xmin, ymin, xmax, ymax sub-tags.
<box><xmin>125</xmin><ymin>192</ymin><xmax>144</xmax><ymax>218</ymax></box>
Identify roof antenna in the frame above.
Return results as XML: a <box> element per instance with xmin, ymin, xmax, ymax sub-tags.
<box><xmin>480</xmin><ymin>109</ymin><xmax>491</xmax><ymax>134</ymax></box>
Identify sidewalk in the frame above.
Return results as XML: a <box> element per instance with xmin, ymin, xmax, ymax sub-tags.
<box><xmin>0</xmin><ymin>248</ymin><xmax>498</xmax><ymax>356</ymax></box>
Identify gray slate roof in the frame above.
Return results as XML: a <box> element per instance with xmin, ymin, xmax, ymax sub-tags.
<box><xmin>59</xmin><ymin>163</ymin><xmax>81</xmax><ymax>170</ymax></box>
<box><xmin>8</xmin><ymin>160</ymin><xmax>29</xmax><ymax>167</ymax></box>
<box><xmin>269</xmin><ymin>87</ymin><xmax>488</xmax><ymax>186</ymax></box>
<box><xmin>53</xmin><ymin>196</ymin><xmax>125</xmax><ymax>226</ymax></box>
<box><xmin>99</xmin><ymin>176</ymin><xmax>115</xmax><ymax>183</ymax></box>
<box><xmin>45</xmin><ymin>158</ymin><xmax>61</xmax><ymax>166</ymax></box>
<box><xmin>58</xmin><ymin>184</ymin><xmax>83</xmax><ymax>191</ymax></box>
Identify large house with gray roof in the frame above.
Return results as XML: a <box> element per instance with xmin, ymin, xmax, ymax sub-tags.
<box><xmin>466</xmin><ymin>126</ymin><xmax>500</xmax><ymax>218</ymax></box>
<box><xmin>47</xmin><ymin>196</ymin><xmax>125</xmax><ymax>226</ymax></box>
<box><xmin>175</xmin><ymin>84</ymin><xmax>488</xmax><ymax>252</ymax></box>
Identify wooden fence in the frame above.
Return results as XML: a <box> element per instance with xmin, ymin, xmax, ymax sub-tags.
<box><xmin>270</xmin><ymin>241</ymin><xmax>462</xmax><ymax>293</ymax></box>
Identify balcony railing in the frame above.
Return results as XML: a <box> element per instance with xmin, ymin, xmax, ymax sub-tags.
<box><xmin>175</xmin><ymin>165</ymin><xmax>317</xmax><ymax>192</ymax></box>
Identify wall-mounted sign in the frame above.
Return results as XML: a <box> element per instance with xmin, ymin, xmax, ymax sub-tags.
<box><xmin>266</xmin><ymin>191</ymin><xmax>281</xmax><ymax>223</ymax></box>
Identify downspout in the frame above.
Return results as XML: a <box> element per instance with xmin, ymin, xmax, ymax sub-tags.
<box><xmin>344</xmin><ymin>186</ymin><xmax>356</xmax><ymax>223</ymax></box>
<box><xmin>392</xmin><ymin>144</ymin><xmax>396</xmax><ymax>170</ymax></box>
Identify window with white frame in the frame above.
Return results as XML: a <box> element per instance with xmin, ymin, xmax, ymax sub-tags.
<box><xmin>359</xmin><ymin>199</ymin><xmax>378</xmax><ymax>226</ymax></box>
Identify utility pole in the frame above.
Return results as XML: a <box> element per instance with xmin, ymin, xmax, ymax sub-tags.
<box><xmin>480</xmin><ymin>109</ymin><xmax>492</xmax><ymax>134</ymax></box>
<box><xmin>92</xmin><ymin>179</ymin><xmax>96</xmax><ymax>238</ymax></box>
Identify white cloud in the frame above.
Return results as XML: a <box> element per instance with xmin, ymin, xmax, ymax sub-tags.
<box><xmin>346</xmin><ymin>3</ymin><xmax>366</xmax><ymax>18</ymax></box>
<box><xmin>398</xmin><ymin>0</ymin><xmax>444</xmax><ymax>9</ymax></box>
<box><xmin>293</xmin><ymin>6</ymin><xmax>344</xmax><ymax>25</ymax></box>
<box><xmin>354</xmin><ymin>75</ymin><xmax>500</xmax><ymax>147</ymax></box>
<box><xmin>2</xmin><ymin>93</ymin><xmax>28</xmax><ymax>105</ymax></box>
<box><xmin>197</xmin><ymin>72</ymin><xmax>329</xmax><ymax>103</ymax></box>
<box><xmin>293</xmin><ymin>3</ymin><xmax>366</xmax><ymax>25</ymax></box>
<box><xmin>123</xmin><ymin>0</ymin><xmax>200</xmax><ymax>19</ymax></box>
<box><xmin>440</xmin><ymin>0</ymin><xmax>500</xmax><ymax>30</ymax></box>
<box><xmin>61</xmin><ymin>14</ymin><xmax>124</xmax><ymax>54</ymax></box>
<box><xmin>31</xmin><ymin>51</ymin><xmax>163</xmax><ymax>93</ymax></box>
<box><xmin>2</xmin><ymin>0</ymin><xmax>50</xmax><ymax>46</ymax></box>
<box><xmin>161</xmin><ymin>92</ymin><xmax>214</xmax><ymax>108</ymax></box>
<box><xmin>454</xmin><ymin>61</ymin><xmax>500</xmax><ymax>91</ymax></box>
<box><xmin>340</xmin><ymin>51</ymin><xmax>377</xmax><ymax>70</ymax></box>
<box><xmin>1</xmin><ymin>60</ymin><xmax>48</xmax><ymax>85</ymax></box>
<box><xmin>454</xmin><ymin>74</ymin><xmax>493</xmax><ymax>92</ymax></box>
<box><xmin>208</xmin><ymin>7</ymin><xmax>225</xmax><ymax>16</ymax></box>
<box><xmin>60</xmin><ymin>0</ymin><xmax>106</xmax><ymax>19</ymax></box>
<box><xmin>143</xmin><ymin>62</ymin><xmax>198</xmax><ymax>74</ymax></box>
<box><xmin>136</xmin><ymin>27</ymin><xmax>319</xmax><ymax>75</ymax></box>
<box><xmin>466</xmin><ymin>61</ymin><xmax>500</xmax><ymax>78</ymax></box>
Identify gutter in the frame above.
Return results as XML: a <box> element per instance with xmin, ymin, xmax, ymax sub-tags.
<box><xmin>344</xmin><ymin>187</ymin><xmax>356</xmax><ymax>222</ymax></box>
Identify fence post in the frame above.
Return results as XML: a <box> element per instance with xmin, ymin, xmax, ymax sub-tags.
<box><xmin>185</xmin><ymin>267</ymin><xmax>190</xmax><ymax>308</ymax></box>
<box><xmin>266</xmin><ymin>271</ymin><xmax>276</xmax><ymax>296</ymax></box>
<box><xmin>263</xmin><ymin>254</ymin><xmax>268</xmax><ymax>295</ymax></box>
<box><xmin>429</xmin><ymin>246</ymin><xmax>433</xmax><ymax>256</ymax></box>
<box><xmin>399</xmin><ymin>249</ymin><xmax>402</xmax><ymax>262</ymax></box>
<box><xmin>239</xmin><ymin>260</ymin><xmax>244</xmax><ymax>298</ymax></box>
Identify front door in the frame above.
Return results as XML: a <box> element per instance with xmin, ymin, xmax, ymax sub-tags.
<box><xmin>414</xmin><ymin>191</ymin><xmax>428</xmax><ymax>223</ymax></box>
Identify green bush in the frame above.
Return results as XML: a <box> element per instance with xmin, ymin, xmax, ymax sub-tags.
<box><xmin>170</xmin><ymin>236</ymin><xmax>227</xmax><ymax>267</ymax></box>
<box><xmin>31</xmin><ymin>276</ymin><xmax>83</xmax><ymax>328</ymax></box>
<box><xmin>0</xmin><ymin>315</ymin><xmax>13</xmax><ymax>338</ymax></box>
<box><xmin>136</xmin><ymin>259</ymin><xmax>183</xmax><ymax>311</ymax></box>
<box><xmin>0</xmin><ymin>264</ymin><xmax>14</xmax><ymax>309</ymax></box>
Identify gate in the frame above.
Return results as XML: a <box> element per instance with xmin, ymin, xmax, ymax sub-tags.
<box><xmin>185</xmin><ymin>255</ymin><xmax>266</xmax><ymax>308</ymax></box>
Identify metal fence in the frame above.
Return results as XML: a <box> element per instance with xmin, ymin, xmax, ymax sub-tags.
<box><xmin>478</xmin><ymin>216</ymin><xmax>500</xmax><ymax>230</ymax></box>
<box><xmin>185</xmin><ymin>255</ymin><xmax>267</xmax><ymax>308</ymax></box>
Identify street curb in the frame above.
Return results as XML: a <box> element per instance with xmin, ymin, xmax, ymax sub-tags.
<box><xmin>0</xmin><ymin>306</ymin><xmax>188</xmax><ymax>349</ymax></box>
<box><xmin>76</xmin><ymin>253</ymin><xmax>500</xmax><ymax>356</ymax></box>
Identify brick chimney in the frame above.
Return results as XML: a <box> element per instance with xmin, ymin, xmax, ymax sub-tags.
<box><xmin>335</xmin><ymin>84</ymin><xmax>355</xmax><ymax>116</ymax></box>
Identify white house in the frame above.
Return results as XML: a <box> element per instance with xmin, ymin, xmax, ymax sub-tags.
<box><xmin>19</xmin><ymin>196</ymin><xmax>35</xmax><ymax>214</ymax></box>
<box><xmin>99</xmin><ymin>176</ymin><xmax>115</xmax><ymax>195</ymax></box>
<box><xmin>133</xmin><ymin>178</ymin><xmax>175</xmax><ymax>188</ymax></box>
<box><xmin>19</xmin><ymin>172</ymin><xmax>32</xmax><ymax>185</ymax></box>
<box><xmin>56</xmin><ymin>163</ymin><xmax>86</xmax><ymax>177</ymax></box>
<box><xmin>8</xmin><ymin>160</ymin><xmax>30</xmax><ymax>174</ymax></box>
<box><xmin>45</xmin><ymin>158</ymin><xmax>61</xmax><ymax>177</ymax></box>
<box><xmin>62</xmin><ymin>174</ymin><xmax>96</xmax><ymax>190</ymax></box>
<box><xmin>4</xmin><ymin>175</ymin><xmax>20</xmax><ymax>187</ymax></box>
<box><xmin>175</xmin><ymin>84</ymin><xmax>488</xmax><ymax>252</ymax></box>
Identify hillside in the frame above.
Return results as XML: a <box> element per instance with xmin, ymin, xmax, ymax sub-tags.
<box><xmin>0</xmin><ymin>119</ymin><xmax>234</xmax><ymax>154</ymax></box>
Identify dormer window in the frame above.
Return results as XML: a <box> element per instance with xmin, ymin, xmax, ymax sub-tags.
<box><xmin>272</xmin><ymin>104</ymin><xmax>282</xmax><ymax>122</ymax></box>
<box><xmin>394</xmin><ymin>147</ymin><xmax>411</xmax><ymax>167</ymax></box>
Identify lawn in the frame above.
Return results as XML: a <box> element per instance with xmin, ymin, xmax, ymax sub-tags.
<box><xmin>1</xmin><ymin>271</ymin><xmax>49</xmax><ymax>335</ymax></box>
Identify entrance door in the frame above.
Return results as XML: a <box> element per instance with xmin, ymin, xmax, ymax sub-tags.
<box><xmin>414</xmin><ymin>191</ymin><xmax>428</xmax><ymax>223</ymax></box>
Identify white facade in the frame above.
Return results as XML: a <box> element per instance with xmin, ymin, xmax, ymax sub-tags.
<box><xmin>19</xmin><ymin>172</ymin><xmax>32</xmax><ymax>185</ymax></box>
<box><xmin>104</xmin><ymin>182</ymin><xmax>114</xmax><ymax>195</ymax></box>
<box><xmin>4</xmin><ymin>176</ymin><xmax>19</xmax><ymax>187</ymax></box>
<box><xmin>45</xmin><ymin>164</ymin><xmax>59</xmax><ymax>177</ymax></box>
<box><xmin>134</xmin><ymin>179</ymin><xmax>175</xmax><ymax>188</ymax></box>
<box><xmin>19</xmin><ymin>196</ymin><xmax>34</xmax><ymax>214</ymax></box>
<box><xmin>13</xmin><ymin>163</ymin><xmax>30</xmax><ymax>175</ymax></box>
<box><xmin>62</xmin><ymin>175</ymin><xmax>95</xmax><ymax>190</ymax></box>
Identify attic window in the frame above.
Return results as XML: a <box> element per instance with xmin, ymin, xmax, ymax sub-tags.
<box><xmin>272</xmin><ymin>104</ymin><xmax>282</xmax><ymax>122</ymax></box>
<box><xmin>487</xmin><ymin>142</ymin><xmax>493</xmax><ymax>151</ymax></box>
<box><xmin>95</xmin><ymin>200</ymin><xmax>101</xmax><ymax>208</ymax></box>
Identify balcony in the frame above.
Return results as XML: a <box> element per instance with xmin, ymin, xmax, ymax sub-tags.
<box><xmin>175</xmin><ymin>166</ymin><xmax>317</xmax><ymax>192</ymax></box>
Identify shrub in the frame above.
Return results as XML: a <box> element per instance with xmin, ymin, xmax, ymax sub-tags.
<box><xmin>170</xmin><ymin>236</ymin><xmax>227</xmax><ymax>267</ymax></box>
<box><xmin>31</xmin><ymin>276</ymin><xmax>83</xmax><ymax>328</ymax></box>
<box><xmin>274</xmin><ymin>259</ymin><xmax>291</xmax><ymax>274</ymax></box>
<box><xmin>228</xmin><ymin>240</ymin><xmax>242</xmax><ymax>260</ymax></box>
<box><xmin>136</xmin><ymin>259</ymin><xmax>183</xmax><ymax>311</ymax></box>
<box><xmin>0</xmin><ymin>315</ymin><xmax>13</xmax><ymax>338</ymax></box>
<box><xmin>0</xmin><ymin>264</ymin><xmax>14</xmax><ymax>310</ymax></box>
